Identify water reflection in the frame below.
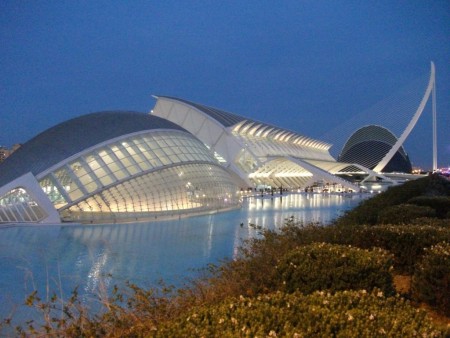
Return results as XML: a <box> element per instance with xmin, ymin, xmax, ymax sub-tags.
<box><xmin>0</xmin><ymin>193</ymin><xmax>366</xmax><ymax>325</ymax></box>
<box><xmin>245</xmin><ymin>193</ymin><xmax>360</xmax><ymax>228</ymax></box>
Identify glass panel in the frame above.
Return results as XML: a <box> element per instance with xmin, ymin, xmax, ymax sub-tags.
<box><xmin>110</xmin><ymin>145</ymin><xmax>126</xmax><ymax>160</ymax></box>
<box><xmin>98</xmin><ymin>149</ymin><xmax>115</xmax><ymax>165</ymax></box>
<box><xmin>39</xmin><ymin>175</ymin><xmax>67</xmax><ymax>207</ymax></box>
<box><xmin>99</xmin><ymin>174</ymin><xmax>114</xmax><ymax>186</ymax></box>
<box><xmin>70</xmin><ymin>160</ymin><xmax>98</xmax><ymax>193</ymax></box>
<box><xmin>54</xmin><ymin>167</ymin><xmax>85</xmax><ymax>202</ymax></box>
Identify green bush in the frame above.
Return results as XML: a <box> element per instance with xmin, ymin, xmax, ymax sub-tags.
<box><xmin>377</xmin><ymin>204</ymin><xmax>436</xmax><ymax>224</ymax></box>
<box><xmin>412</xmin><ymin>242</ymin><xmax>450</xmax><ymax>316</ymax></box>
<box><xmin>408</xmin><ymin>196</ymin><xmax>450</xmax><ymax>218</ymax></box>
<box><xmin>411</xmin><ymin>217</ymin><xmax>450</xmax><ymax>228</ymax></box>
<box><xmin>269</xmin><ymin>223</ymin><xmax>450</xmax><ymax>275</ymax></box>
<box><xmin>156</xmin><ymin>290</ymin><xmax>446</xmax><ymax>337</ymax></box>
<box><xmin>349</xmin><ymin>225</ymin><xmax>450</xmax><ymax>274</ymax></box>
<box><xmin>275</xmin><ymin>243</ymin><xmax>395</xmax><ymax>295</ymax></box>
<box><xmin>207</xmin><ymin>223</ymin><xmax>450</xmax><ymax>298</ymax></box>
<box><xmin>337</xmin><ymin>174</ymin><xmax>450</xmax><ymax>226</ymax></box>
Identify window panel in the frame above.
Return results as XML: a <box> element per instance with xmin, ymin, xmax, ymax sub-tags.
<box><xmin>39</xmin><ymin>175</ymin><xmax>67</xmax><ymax>206</ymax></box>
<box><xmin>98</xmin><ymin>149</ymin><xmax>115</xmax><ymax>165</ymax></box>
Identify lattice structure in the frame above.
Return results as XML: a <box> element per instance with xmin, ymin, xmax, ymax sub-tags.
<box><xmin>322</xmin><ymin>62</ymin><xmax>437</xmax><ymax>172</ymax></box>
<box><xmin>152</xmin><ymin>96</ymin><xmax>370</xmax><ymax>192</ymax></box>
<box><xmin>0</xmin><ymin>112</ymin><xmax>238</xmax><ymax>224</ymax></box>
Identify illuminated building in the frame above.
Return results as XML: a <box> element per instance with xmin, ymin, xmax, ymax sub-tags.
<box><xmin>0</xmin><ymin>112</ymin><xmax>238</xmax><ymax>223</ymax></box>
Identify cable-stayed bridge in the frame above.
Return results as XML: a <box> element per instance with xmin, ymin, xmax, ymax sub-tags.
<box><xmin>321</xmin><ymin>62</ymin><xmax>437</xmax><ymax>173</ymax></box>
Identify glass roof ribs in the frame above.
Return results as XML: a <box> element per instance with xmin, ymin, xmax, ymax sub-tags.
<box><xmin>0</xmin><ymin>188</ymin><xmax>48</xmax><ymax>223</ymax></box>
<box><xmin>62</xmin><ymin>163</ymin><xmax>238</xmax><ymax>223</ymax></box>
<box><xmin>239</xmin><ymin>122</ymin><xmax>256</xmax><ymax>134</ymax></box>
<box><xmin>156</xmin><ymin>96</ymin><xmax>246</xmax><ymax>127</ymax></box>
<box><xmin>41</xmin><ymin>131</ymin><xmax>217</xmax><ymax>210</ymax></box>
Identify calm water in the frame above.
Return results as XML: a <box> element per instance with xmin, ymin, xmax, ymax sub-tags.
<box><xmin>0</xmin><ymin>193</ymin><xmax>367</xmax><ymax>325</ymax></box>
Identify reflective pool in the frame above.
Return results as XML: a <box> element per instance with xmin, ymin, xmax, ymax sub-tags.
<box><xmin>0</xmin><ymin>193</ymin><xmax>367</xmax><ymax>324</ymax></box>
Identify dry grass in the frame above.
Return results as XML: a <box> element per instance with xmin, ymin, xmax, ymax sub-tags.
<box><xmin>394</xmin><ymin>274</ymin><xmax>450</xmax><ymax>329</ymax></box>
<box><xmin>393</xmin><ymin>274</ymin><xmax>411</xmax><ymax>295</ymax></box>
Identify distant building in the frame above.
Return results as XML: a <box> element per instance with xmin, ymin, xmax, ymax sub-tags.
<box><xmin>152</xmin><ymin>96</ymin><xmax>376</xmax><ymax>192</ymax></box>
<box><xmin>1</xmin><ymin>89</ymin><xmax>432</xmax><ymax>224</ymax></box>
<box><xmin>11</xmin><ymin>143</ymin><xmax>22</xmax><ymax>153</ymax></box>
<box><xmin>338</xmin><ymin>125</ymin><xmax>412</xmax><ymax>173</ymax></box>
<box><xmin>0</xmin><ymin>147</ymin><xmax>10</xmax><ymax>163</ymax></box>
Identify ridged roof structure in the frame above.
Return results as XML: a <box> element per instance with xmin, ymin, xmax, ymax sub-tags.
<box><xmin>338</xmin><ymin>125</ymin><xmax>411</xmax><ymax>172</ymax></box>
<box><xmin>0</xmin><ymin>111</ymin><xmax>186</xmax><ymax>187</ymax></box>
<box><xmin>156</xmin><ymin>96</ymin><xmax>247</xmax><ymax>127</ymax></box>
<box><xmin>155</xmin><ymin>96</ymin><xmax>331</xmax><ymax>149</ymax></box>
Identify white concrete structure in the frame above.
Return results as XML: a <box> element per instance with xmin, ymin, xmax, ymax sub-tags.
<box><xmin>152</xmin><ymin>96</ymin><xmax>373</xmax><ymax>193</ymax></box>
<box><xmin>0</xmin><ymin>112</ymin><xmax>239</xmax><ymax>224</ymax></box>
<box><xmin>373</xmin><ymin>62</ymin><xmax>437</xmax><ymax>172</ymax></box>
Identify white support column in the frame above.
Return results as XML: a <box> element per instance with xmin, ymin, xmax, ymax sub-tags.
<box><xmin>432</xmin><ymin>66</ymin><xmax>437</xmax><ymax>171</ymax></box>
<box><xmin>373</xmin><ymin>62</ymin><xmax>436</xmax><ymax>173</ymax></box>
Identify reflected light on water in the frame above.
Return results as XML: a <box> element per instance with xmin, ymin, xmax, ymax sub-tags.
<box><xmin>0</xmin><ymin>193</ymin><xmax>367</xmax><ymax>326</ymax></box>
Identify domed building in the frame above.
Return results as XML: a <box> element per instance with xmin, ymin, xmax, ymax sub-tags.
<box><xmin>1</xmin><ymin>97</ymin><xmax>396</xmax><ymax>225</ymax></box>
<box><xmin>0</xmin><ymin>111</ymin><xmax>239</xmax><ymax>224</ymax></box>
<box><xmin>338</xmin><ymin>125</ymin><xmax>412</xmax><ymax>173</ymax></box>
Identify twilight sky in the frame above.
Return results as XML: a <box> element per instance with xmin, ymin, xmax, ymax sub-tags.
<box><xmin>1</xmin><ymin>1</ymin><xmax>449</xmax><ymax>169</ymax></box>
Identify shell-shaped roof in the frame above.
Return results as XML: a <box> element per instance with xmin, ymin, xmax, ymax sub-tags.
<box><xmin>340</xmin><ymin>125</ymin><xmax>407</xmax><ymax>158</ymax></box>
<box><xmin>155</xmin><ymin>96</ymin><xmax>331</xmax><ymax>150</ymax></box>
<box><xmin>338</xmin><ymin>125</ymin><xmax>411</xmax><ymax>172</ymax></box>
<box><xmin>0</xmin><ymin>111</ymin><xmax>187</xmax><ymax>187</ymax></box>
<box><xmin>156</xmin><ymin>96</ymin><xmax>246</xmax><ymax>127</ymax></box>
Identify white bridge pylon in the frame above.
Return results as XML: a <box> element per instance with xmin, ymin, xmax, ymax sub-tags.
<box><xmin>373</xmin><ymin>62</ymin><xmax>437</xmax><ymax>173</ymax></box>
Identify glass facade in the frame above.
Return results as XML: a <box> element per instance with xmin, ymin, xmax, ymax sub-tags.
<box><xmin>0</xmin><ymin>188</ymin><xmax>47</xmax><ymax>222</ymax></box>
<box><xmin>37</xmin><ymin>130</ymin><xmax>239</xmax><ymax>223</ymax></box>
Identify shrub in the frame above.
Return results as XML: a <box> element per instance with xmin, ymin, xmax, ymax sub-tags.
<box><xmin>377</xmin><ymin>204</ymin><xmax>435</xmax><ymax>224</ymax></box>
<box><xmin>337</xmin><ymin>174</ymin><xmax>450</xmax><ymax>226</ymax></box>
<box><xmin>411</xmin><ymin>217</ymin><xmax>450</xmax><ymax>228</ymax></box>
<box><xmin>350</xmin><ymin>225</ymin><xmax>450</xmax><ymax>274</ymax></box>
<box><xmin>8</xmin><ymin>282</ymin><xmax>181</xmax><ymax>338</ymax></box>
<box><xmin>205</xmin><ymin>223</ymin><xmax>450</xmax><ymax>298</ymax></box>
<box><xmin>412</xmin><ymin>242</ymin><xmax>450</xmax><ymax>316</ymax></box>
<box><xmin>202</xmin><ymin>222</ymin><xmax>348</xmax><ymax>300</ymax></box>
<box><xmin>408</xmin><ymin>196</ymin><xmax>450</xmax><ymax>218</ymax></box>
<box><xmin>156</xmin><ymin>290</ymin><xmax>446</xmax><ymax>337</ymax></box>
<box><xmin>270</xmin><ymin>223</ymin><xmax>450</xmax><ymax>274</ymax></box>
<box><xmin>275</xmin><ymin>243</ymin><xmax>395</xmax><ymax>295</ymax></box>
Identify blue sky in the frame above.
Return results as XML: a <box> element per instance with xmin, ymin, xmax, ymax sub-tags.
<box><xmin>1</xmin><ymin>1</ymin><xmax>449</xmax><ymax>169</ymax></box>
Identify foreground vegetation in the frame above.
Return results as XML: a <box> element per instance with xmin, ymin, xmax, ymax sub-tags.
<box><xmin>1</xmin><ymin>174</ymin><xmax>449</xmax><ymax>337</ymax></box>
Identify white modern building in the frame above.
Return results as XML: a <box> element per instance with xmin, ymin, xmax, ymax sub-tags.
<box><xmin>151</xmin><ymin>96</ymin><xmax>375</xmax><ymax>194</ymax></box>
<box><xmin>0</xmin><ymin>112</ymin><xmax>239</xmax><ymax>224</ymax></box>
<box><xmin>0</xmin><ymin>62</ymin><xmax>436</xmax><ymax>224</ymax></box>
